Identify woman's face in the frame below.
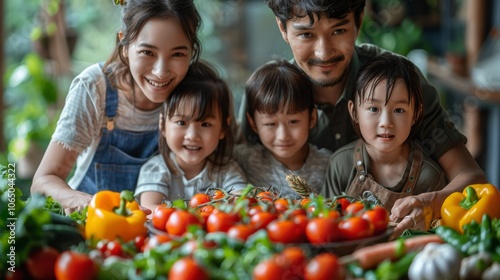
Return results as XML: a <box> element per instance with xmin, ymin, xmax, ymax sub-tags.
<box><xmin>125</xmin><ymin>18</ymin><xmax>192</xmax><ymax>108</ymax></box>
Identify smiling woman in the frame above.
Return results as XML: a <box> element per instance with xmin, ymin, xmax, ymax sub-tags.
<box><xmin>29</xmin><ymin>0</ymin><xmax>203</xmax><ymax>213</ymax></box>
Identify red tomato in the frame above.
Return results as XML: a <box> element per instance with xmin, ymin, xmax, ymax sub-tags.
<box><xmin>169</xmin><ymin>257</ymin><xmax>208</xmax><ymax>280</ymax></box>
<box><xmin>143</xmin><ymin>234</ymin><xmax>173</xmax><ymax>252</ymax></box>
<box><xmin>306</xmin><ymin>217</ymin><xmax>340</xmax><ymax>244</ymax></box>
<box><xmin>345</xmin><ymin>201</ymin><xmax>365</xmax><ymax>215</ymax></box>
<box><xmin>134</xmin><ymin>235</ymin><xmax>146</xmax><ymax>252</ymax></box>
<box><xmin>55</xmin><ymin>251</ymin><xmax>97</xmax><ymax>280</ymax></box>
<box><xmin>151</xmin><ymin>205</ymin><xmax>175</xmax><ymax>231</ymax></box>
<box><xmin>25</xmin><ymin>246</ymin><xmax>59</xmax><ymax>280</ymax></box>
<box><xmin>274</xmin><ymin>198</ymin><xmax>289</xmax><ymax>213</ymax></box>
<box><xmin>206</xmin><ymin>211</ymin><xmax>240</xmax><ymax>233</ymax></box>
<box><xmin>104</xmin><ymin>240</ymin><xmax>123</xmax><ymax>257</ymax></box>
<box><xmin>336</xmin><ymin>198</ymin><xmax>351</xmax><ymax>212</ymax></box>
<box><xmin>253</xmin><ymin>257</ymin><xmax>287</xmax><ymax>280</ymax></box>
<box><xmin>199</xmin><ymin>205</ymin><xmax>215</xmax><ymax>230</ymax></box>
<box><xmin>288</xmin><ymin>207</ymin><xmax>307</xmax><ymax>219</ymax></box>
<box><xmin>292</xmin><ymin>213</ymin><xmax>309</xmax><ymax>242</ymax></box>
<box><xmin>267</xmin><ymin>220</ymin><xmax>303</xmax><ymax>244</ymax></box>
<box><xmin>362</xmin><ymin>205</ymin><xmax>390</xmax><ymax>234</ymax></box>
<box><xmin>257</xmin><ymin>191</ymin><xmax>274</xmax><ymax>202</ymax></box>
<box><xmin>241</xmin><ymin>196</ymin><xmax>259</xmax><ymax>206</ymax></box>
<box><xmin>200</xmin><ymin>204</ymin><xmax>215</xmax><ymax>214</ymax></box>
<box><xmin>318</xmin><ymin>209</ymin><xmax>341</xmax><ymax>219</ymax></box>
<box><xmin>227</xmin><ymin>224</ymin><xmax>257</xmax><ymax>242</ymax></box>
<box><xmin>96</xmin><ymin>239</ymin><xmax>109</xmax><ymax>254</ymax></box>
<box><xmin>248</xmin><ymin>205</ymin><xmax>263</xmax><ymax>216</ymax></box>
<box><xmin>280</xmin><ymin>246</ymin><xmax>306</xmax><ymax>278</ymax></box>
<box><xmin>189</xmin><ymin>193</ymin><xmax>211</xmax><ymax>208</ymax></box>
<box><xmin>166</xmin><ymin>210</ymin><xmax>202</xmax><ymax>236</ymax></box>
<box><xmin>212</xmin><ymin>190</ymin><xmax>226</xmax><ymax>200</ymax></box>
<box><xmin>305</xmin><ymin>253</ymin><xmax>343</xmax><ymax>280</ymax></box>
<box><xmin>338</xmin><ymin>216</ymin><xmax>374</xmax><ymax>240</ymax></box>
<box><xmin>250</xmin><ymin>211</ymin><xmax>278</xmax><ymax>230</ymax></box>
<box><xmin>300</xmin><ymin>198</ymin><xmax>312</xmax><ymax>208</ymax></box>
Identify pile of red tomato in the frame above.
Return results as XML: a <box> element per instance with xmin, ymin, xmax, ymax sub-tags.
<box><xmin>151</xmin><ymin>187</ymin><xmax>390</xmax><ymax>246</ymax></box>
<box><xmin>141</xmin><ymin>187</ymin><xmax>390</xmax><ymax>279</ymax></box>
<box><xmin>14</xmin><ymin>187</ymin><xmax>390</xmax><ymax>280</ymax></box>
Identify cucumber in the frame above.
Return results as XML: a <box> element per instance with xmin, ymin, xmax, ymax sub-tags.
<box><xmin>42</xmin><ymin>223</ymin><xmax>85</xmax><ymax>251</ymax></box>
<box><xmin>49</xmin><ymin>212</ymin><xmax>80</xmax><ymax>227</ymax></box>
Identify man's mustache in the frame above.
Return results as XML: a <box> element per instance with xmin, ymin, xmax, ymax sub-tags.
<box><xmin>307</xmin><ymin>55</ymin><xmax>345</xmax><ymax>66</ymax></box>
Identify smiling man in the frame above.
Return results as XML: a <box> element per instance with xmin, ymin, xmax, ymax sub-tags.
<box><xmin>259</xmin><ymin>0</ymin><xmax>486</xmax><ymax>238</ymax></box>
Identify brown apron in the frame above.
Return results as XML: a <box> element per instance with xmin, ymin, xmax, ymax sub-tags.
<box><xmin>346</xmin><ymin>140</ymin><xmax>424</xmax><ymax>211</ymax></box>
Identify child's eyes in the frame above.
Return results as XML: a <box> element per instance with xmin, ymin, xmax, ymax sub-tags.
<box><xmin>289</xmin><ymin>120</ymin><xmax>300</xmax><ymax>125</ymax></box>
<box><xmin>201</xmin><ymin>122</ymin><xmax>213</xmax><ymax>127</ymax></box>
<box><xmin>175</xmin><ymin>120</ymin><xmax>186</xmax><ymax>126</ymax></box>
<box><xmin>394</xmin><ymin>108</ymin><xmax>405</xmax><ymax>113</ymax></box>
<box><xmin>368</xmin><ymin>107</ymin><xmax>379</xmax><ymax>113</ymax></box>
<box><xmin>264</xmin><ymin>122</ymin><xmax>276</xmax><ymax>127</ymax></box>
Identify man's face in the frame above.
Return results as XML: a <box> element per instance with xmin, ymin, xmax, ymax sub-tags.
<box><xmin>277</xmin><ymin>12</ymin><xmax>360</xmax><ymax>88</ymax></box>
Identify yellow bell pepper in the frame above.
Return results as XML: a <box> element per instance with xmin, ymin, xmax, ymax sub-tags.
<box><xmin>85</xmin><ymin>190</ymin><xmax>147</xmax><ymax>241</ymax></box>
<box><xmin>441</xmin><ymin>183</ymin><xmax>500</xmax><ymax>233</ymax></box>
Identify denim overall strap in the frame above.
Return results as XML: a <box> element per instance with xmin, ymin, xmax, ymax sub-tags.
<box><xmin>77</xmin><ymin>64</ymin><xmax>159</xmax><ymax>194</ymax></box>
<box><xmin>104</xmin><ymin>74</ymin><xmax>118</xmax><ymax>131</ymax></box>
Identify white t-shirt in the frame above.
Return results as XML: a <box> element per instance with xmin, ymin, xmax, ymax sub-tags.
<box><xmin>52</xmin><ymin>63</ymin><xmax>161</xmax><ymax>188</ymax></box>
<box><xmin>233</xmin><ymin>143</ymin><xmax>333</xmax><ymax>199</ymax></box>
<box><xmin>135</xmin><ymin>152</ymin><xmax>248</xmax><ymax>201</ymax></box>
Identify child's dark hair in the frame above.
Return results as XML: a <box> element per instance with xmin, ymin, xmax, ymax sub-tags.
<box><xmin>244</xmin><ymin>59</ymin><xmax>315</xmax><ymax>144</ymax></box>
<box><xmin>351</xmin><ymin>53</ymin><xmax>424</xmax><ymax>139</ymax></box>
<box><xmin>159</xmin><ymin>60</ymin><xmax>233</xmax><ymax>176</ymax></box>
<box><xmin>103</xmin><ymin>0</ymin><xmax>202</xmax><ymax>90</ymax></box>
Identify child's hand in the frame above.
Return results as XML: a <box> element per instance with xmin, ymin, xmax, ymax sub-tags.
<box><xmin>140</xmin><ymin>205</ymin><xmax>152</xmax><ymax>216</ymax></box>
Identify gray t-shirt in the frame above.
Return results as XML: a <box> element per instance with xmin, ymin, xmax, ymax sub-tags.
<box><xmin>52</xmin><ymin>63</ymin><xmax>161</xmax><ymax>188</ymax></box>
<box><xmin>233</xmin><ymin>143</ymin><xmax>332</xmax><ymax>199</ymax></box>
<box><xmin>135</xmin><ymin>152</ymin><xmax>248</xmax><ymax>202</ymax></box>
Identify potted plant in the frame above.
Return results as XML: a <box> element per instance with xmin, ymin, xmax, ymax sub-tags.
<box><xmin>4</xmin><ymin>53</ymin><xmax>60</xmax><ymax>179</ymax></box>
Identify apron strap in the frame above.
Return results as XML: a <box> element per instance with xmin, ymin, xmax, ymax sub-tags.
<box><xmin>99</xmin><ymin>62</ymin><xmax>118</xmax><ymax>131</ymax></box>
<box><xmin>400</xmin><ymin>142</ymin><xmax>424</xmax><ymax>194</ymax></box>
<box><xmin>353</xmin><ymin>139</ymin><xmax>367</xmax><ymax>181</ymax></box>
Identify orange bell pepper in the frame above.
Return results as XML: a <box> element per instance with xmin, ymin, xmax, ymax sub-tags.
<box><xmin>85</xmin><ymin>190</ymin><xmax>147</xmax><ymax>241</ymax></box>
<box><xmin>441</xmin><ymin>183</ymin><xmax>500</xmax><ymax>233</ymax></box>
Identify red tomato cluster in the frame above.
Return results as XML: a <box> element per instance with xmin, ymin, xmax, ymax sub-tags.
<box><xmin>150</xmin><ymin>190</ymin><xmax>390</xmax><ymax>246</ymax></box>
<box><xmin>253</xmin><ymin>248</ymin><xmax>344</xmax><ymax>280</ymax></box>
<box><xmin>145</xmin><ymin>188</ymin><xmax>390</xmax><ymax>279</ymax></box>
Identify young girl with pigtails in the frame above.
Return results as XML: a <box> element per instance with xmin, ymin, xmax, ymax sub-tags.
<box><xmin>135</xmin><ymin>60</ymin><xmax>248</xmax><ymax>212</ymax></box>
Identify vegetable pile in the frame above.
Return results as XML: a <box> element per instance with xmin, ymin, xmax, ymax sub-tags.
<box><xmin>5</xmin><ymin>161</ymin><xmax>500</xmax><ymax>280</ymax></box>
<box><xmin>2</xmin><ymin>176</ymin><xmax>393</xmax><ymax>280</ymax></box>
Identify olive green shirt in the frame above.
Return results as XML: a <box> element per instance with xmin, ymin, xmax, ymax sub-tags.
<box><xmin>321</xmin><ymin>140</ymin><xmax>447</xmax><ymax>198</ymax></box>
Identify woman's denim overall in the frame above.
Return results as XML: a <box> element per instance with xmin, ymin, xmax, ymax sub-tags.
<box><xmin>77</xmin><ymin>72</ymin><xmax>159</xmax><ymax>194</ymax></box>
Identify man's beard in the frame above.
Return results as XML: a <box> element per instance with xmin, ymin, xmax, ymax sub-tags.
<box><xmin>308</xmin><ymin>69</ymin><xmax>347</xmax><ymax>88</ymax></box>
<box><xmin>306</xmin><ymin>55</ymin><xmax>347</xmax><ymax>87</ymax></box>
